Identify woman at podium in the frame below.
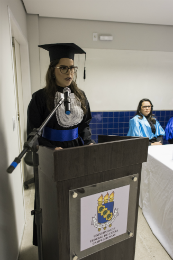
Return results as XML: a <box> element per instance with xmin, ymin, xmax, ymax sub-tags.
<box><xmin>165</xmin><ymin>117</ymin><xmax>173</xmax><ymax>144</ymax></box>
<box><xmin>27</xmin><ymin>43</ymin><xmax>95</xmax><ymax>246</ymax></box>
<box><xmin>27</xmin><ymin>43</ymin><xmax>94</xmax><ymax>151</ymax></box>
<box><xmin>127</xmin><ymin>98</ymin><xmax>165</xmax><ymax>145</ymax></box>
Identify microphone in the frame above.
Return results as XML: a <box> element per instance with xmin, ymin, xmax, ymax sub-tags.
<box><xmin>63</xmin><ymin>87</ymin><xmax>71</xmax><ymax>115</ymax></box>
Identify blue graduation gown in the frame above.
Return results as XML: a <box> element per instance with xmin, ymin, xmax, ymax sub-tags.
<box><xmin>165</xmin><ymin>117</ymin><xmax>173</xmax><ymax>141</ymax></box>
<box><xmin>127</xmin><ymin>115</ymin><xmax>165</xmax><ymax>140</ymax></box>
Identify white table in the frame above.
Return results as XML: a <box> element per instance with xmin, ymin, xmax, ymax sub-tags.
<box><xmin>140</xmin><ymin>145</ymin><xmax>173</xmax><ymax>259</ymax></box>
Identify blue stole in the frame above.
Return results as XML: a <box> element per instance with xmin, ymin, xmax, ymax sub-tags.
<box><xmin>165</xmin><ymin>117</ymin><xmax>173</xmax><ymax>140</ymax></box>
<box><xmin>127</xmin><ymin>115</ymin><xmax>165</xmax><ymax>140</ymax></box>
<box><xmin>42</xmin><ymin>126</ymin><xmax>78</xmax><ymax>142</ymax></box>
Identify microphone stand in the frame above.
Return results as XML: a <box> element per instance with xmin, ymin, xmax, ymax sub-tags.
<box><xmin>7</xmin><ymin>97</ymin><xmax>64</xmax><ymax>260</ymax></box>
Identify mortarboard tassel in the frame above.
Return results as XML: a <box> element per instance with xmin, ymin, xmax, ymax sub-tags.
<box><xmin>83</xmin><ymin>67</ymin><xmax>86</xmax><ymax>80</ymax></box>
<box><xmin>83</xmin><ymin>53</ymin><xmax>86</xmax><ymax>80</ymax></box>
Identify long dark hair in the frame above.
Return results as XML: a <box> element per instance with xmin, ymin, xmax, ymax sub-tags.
<box><xmin>136</xmin><ymin>98</ymin><xmax>156</xmax><ymax>124</ymax></box>
<box><xmin>44</xmin><ymin>59</ymin><xmax>87</xmax><ymax>114</ymax></box>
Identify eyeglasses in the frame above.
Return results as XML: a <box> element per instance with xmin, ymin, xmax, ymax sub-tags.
<box><xmin>142</xmin><ymin>106</ymin><xmax>152</xmax><ymax>108</ymax></box>
<box><xmin>55</xmin><ymin>66</ymin><xmax>78</xmax><ymax>74</ymax></box>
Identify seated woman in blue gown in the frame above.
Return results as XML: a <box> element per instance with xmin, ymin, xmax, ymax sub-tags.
<box><xmin>165</xmin><ymin>117</ymin><xmax>173</xmax><ymax>144</ymax></box>
<box><xmin>127</xmin><ymin>98</ymin><xmax>165</xmax><ymax>146</ymax></box>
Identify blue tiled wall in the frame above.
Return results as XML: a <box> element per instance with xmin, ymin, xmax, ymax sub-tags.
<box><xmin>90</xmin><ymin>110</ymin><xmax>173</xmax><ymax>144</ymax></box>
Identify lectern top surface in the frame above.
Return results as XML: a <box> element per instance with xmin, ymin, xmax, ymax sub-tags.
<box><xmin>53</xmin><ymin>137</ymin><xmax>148</xmax><ymax>181</ymax></box>
<box><xmin>38</xmin><ymin>137</ymin><xmax>148</xmax><ymax>181</ymax></box>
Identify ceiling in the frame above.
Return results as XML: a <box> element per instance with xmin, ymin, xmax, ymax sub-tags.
<box><xmin>22</xmin><ymin>0</ymin><xmax>173</xmax><ymax>26</ymax></box>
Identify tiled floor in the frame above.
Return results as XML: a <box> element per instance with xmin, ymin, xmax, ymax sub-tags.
<box><xmin>18</xmin><ymin>184</ymin><xmax>38</xmax><ymax>260</ymax></box>
<box><xmin>18</xmin><ymin>184</ymin><xmax>172</xmax><ymax>260</ymax></box>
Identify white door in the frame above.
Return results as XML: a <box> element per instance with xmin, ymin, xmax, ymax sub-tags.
<box><xmin>12</xmin><ymin>37</ymin><xmax>25</xmax><ymax>180</ymax></box>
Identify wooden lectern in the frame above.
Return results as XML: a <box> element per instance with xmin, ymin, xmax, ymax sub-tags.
<box><xmin>38</xmin><ymin>136</ymin><xmax>148</xmax><ymax>260</ymax></box>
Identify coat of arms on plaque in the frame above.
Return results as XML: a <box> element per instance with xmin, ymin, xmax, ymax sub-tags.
<box><xmin>91</xmin><ymin>192</ymin><xmax>119</xmax><ymax>231</ymax></box>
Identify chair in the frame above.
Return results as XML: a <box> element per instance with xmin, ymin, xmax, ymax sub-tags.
<box><xmin>24</xmin><ymin>151</ymin><xmax>35</xmax><ymax>189</ymax></box>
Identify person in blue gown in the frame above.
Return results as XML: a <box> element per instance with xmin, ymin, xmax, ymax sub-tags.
<box><xmin>165</xmin><ymin>117</ymin><xmax>173</xmax><ymax>144</ymax></box>
<box><xmin>127</xmin><ymin>98</ymin><xmax>165</xmax><ymax>146</ymax></box>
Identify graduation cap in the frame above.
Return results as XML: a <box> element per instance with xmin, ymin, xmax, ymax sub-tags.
<box><xmin>38</xmin><ymin>43</ymin><xmax>86</xmax><ymax>79</ymax></box>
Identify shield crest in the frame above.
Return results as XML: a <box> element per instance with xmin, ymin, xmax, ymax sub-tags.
<box><xmin>91</xmin><ymin>191</ymin><xmax>119</xmax><ymax>231</ymax></box>
<box><xmin>97</xmin><ymin>192</ymin><xmax>114</xmax><ymax>230</ymax></box>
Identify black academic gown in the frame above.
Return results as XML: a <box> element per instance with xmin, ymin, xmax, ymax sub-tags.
<box><xmin>27</xmin><ymin>85</ymin><xmax>94</xmax><ymax>246</ymax></box>
<box><xmin>27</xmin><ymin>85</ymin><xmax>94</xmax><ymax>148</ymax></box>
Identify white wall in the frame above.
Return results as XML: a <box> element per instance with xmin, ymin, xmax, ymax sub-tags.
<box><xmin>78</xmin><ymin>49</ymin><xmax>173</xmax><ymax>111</ymax></box>
<box><xmin>28</xmin><ymin>16</ymin><xmax>173</xmax><ymax>111</ymax></box>
<box><xmin>27</xmin><ymin>14</ymin><xmax>40</xmax><ymax>94</ymax></box>
<box><xmin>39</xmin><ymin>17</ymin><xmax>173</xmax><ymax>52</ymax></box>
<box><xmin>40</xmin><ymin>48</ymin><xmax>173</xmax><ymax>111</ymax></box>
<box><xmin>8</xmin><ymin>0</ymin><xmax>28</xmax><ymax>40</ymax></box>
<box><xmin>0</xmin><ymin>0</ymin><xmax>30</xmax><ymax>259</ymax></box>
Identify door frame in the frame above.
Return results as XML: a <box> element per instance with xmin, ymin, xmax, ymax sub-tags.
<box><xmin>8</xmin><ymin>6</ymin><xmax>32</xmax><ymax>181</ymax></box>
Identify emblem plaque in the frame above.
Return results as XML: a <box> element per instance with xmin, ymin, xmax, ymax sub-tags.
<box><xmin>69</xmin><ymin>174</ymin><xmax>138</xmax><ymax>260</ymax></box>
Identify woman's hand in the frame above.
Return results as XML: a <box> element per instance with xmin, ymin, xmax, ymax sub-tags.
<box><xmin>151</xmin><ymin>142</ymin><xmax>162</xmax><ymax>146</ymax></box>
<box><xmin>54</xmin><ymin>147</ymin><xmax>63</xmax><ymax>150</ymax></box>
<box><xmin>89</xmin><ymin>143</ymin><xmax>94</xmax><ymax>145</ymax></box>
